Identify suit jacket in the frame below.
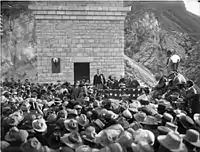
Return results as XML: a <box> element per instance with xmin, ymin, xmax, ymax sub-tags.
<box><xmin>93</xmin><ymin>74</ymin><xmax>106</xmax><ymax>85</ymax></box>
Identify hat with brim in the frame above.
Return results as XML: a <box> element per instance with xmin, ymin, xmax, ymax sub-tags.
<box><xmin>140</xmin><ymin>116</ymin><xmax>159</xmax><ymax>126</ymax></box>
<box><xmin>133</xmin><ymin>112</ymin><xmax>147</xmax><ymax>123</ymax></box>
<box><xmin>61</xmin><ymin>132</ymin><xmax>83</xmax><ymax>149</ymax></box>
<box><xmin>179</xmin><ymin>115</ymin><xmax>195</xmax><ymax>129</ymax></box>
<box><xmin>32</xmin><ymin>118</ymin><xmax>47</xmax><ymax>132</ymax></box>
<box><xmin>82</xmin><ymin>126</ymin><xmax>97</xmax><ymax>143</ymax></box>
<box><xmin>64</xmin><ymin>119</ymin><xmax>79</xmax><ymax>132</ymax></box>
<box><xmin>117</xmin><ymin>117</ymin><xmax>130</xmax><ymax>129</ymax></box>
<box><xmin>158</xmin><ymin>122</ymin><xmax>178</xmax><ymax>135</ymax></box>
<box><xmin>193</xmin><ymin>113</ymin><xmax>200</xmax><ymax>126</ymax></box>
<box><xmin>180</xmin><ymin>129</ymin><xmax>200</xmax><ymax>148</ymax></box>
<box><xmin>76</xmin><ymin>114</ymin><xmax>89</xmax><ymax>127</ymax></box>
<box><xmin>75</xmin><ymin>145</ymin><xmax>93</xmax><ymax>152</ymax></box>
<box><xmin>5</xmin><ymin>127</ymin><xmax>29</xmax><ymax>143</ymax></box>
<box><xmin>93</xmin><ymin>119</ymin><xmax>105</xmax><ymax>130</ymax></box>
<box><xmin>6</xmin><ymin>116</ymin><xmax>20</xmax><ymax>126</ymax></box>
<box><xmin>157</xmin><ymin>132</ymin><xmax>187</xmax><ymax>152</ymax></box>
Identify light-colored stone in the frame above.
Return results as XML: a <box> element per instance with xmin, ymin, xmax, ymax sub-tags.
<box><xmin>31</xmin><ymin>0</ymin><xmax>129</xmax><ymax>83</ymax></box>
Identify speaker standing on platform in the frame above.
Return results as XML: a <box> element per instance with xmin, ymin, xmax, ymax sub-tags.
<box><xmin>93</xmin><ymin>69</ymin><xmax>106</xmax><ymax>89</ymax></box>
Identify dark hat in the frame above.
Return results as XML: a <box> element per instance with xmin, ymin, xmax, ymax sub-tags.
<box><xmin>181</xmin><ymin>129</ymin><xmax>200</xmax><ymax>148</ymax></box>
<box><xmin>179</xmin><ymin>115</ymin><xmax>195</xmax><ymax>129</ymax></box>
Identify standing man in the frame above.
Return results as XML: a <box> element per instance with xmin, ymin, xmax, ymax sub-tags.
<box><xmin>93</xmin><ymin>69</ymin><xmax>106</xmax><ymax>89</ymax></box>
<box><xmin>167</xmin><ymin>49</ymin><xmax>181</xmax><ymax>72</ymax></box>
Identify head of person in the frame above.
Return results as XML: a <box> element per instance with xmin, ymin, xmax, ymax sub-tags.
<box><xmin>97</xmin><ymin>69</ymin><xmax>100</xmax><ymax>75</ymax></box>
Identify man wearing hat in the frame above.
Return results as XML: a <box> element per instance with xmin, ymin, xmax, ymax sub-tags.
<box><xmin>181</xmin><ymin>129</ymin><xmax>200</xmax><ymax>152</ymax></box>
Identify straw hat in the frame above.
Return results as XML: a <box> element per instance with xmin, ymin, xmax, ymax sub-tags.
<box><xmin>133</xmin><ymin>112</ymin><xmax>147</xmax><ymax>123</ymax></box>
<box><xmin>157</xmin><ymin>132</ymin><xmax>187</xmax><ymax>152</ymax></box>
<box><xmin>82</xmin><ymin>126</ymin><xmax>97</xmax><ymax>142</ymax></box>
<box><xmin>4</xmin><ymin>127</ymin><xmax>28</xmax><ymax>143</ymax></box>
<box><xmin>140</xmin><ymin>116</ymin><xmax>159</xmax><ymax>126</ymax></box>
<box><xmin>134</xmin><ymin>129</ymin><xmax>155</xmax><ymax>146</ymax></box>
<box><xmin>64</xmin><ymin>119</ymin><xmax>79</xmax><ymax>132</ymax></box>
<box><xmin>61</xmin><ymin>132</ymin><xmax>83</xmax><ymax>150</ymax></box>
<box><xmin>32</xmin><ymin>118</ymin><xmax>47</xmax><ymax>132</ymax></box>
<box><xmin>193</xmin><ymin>113</ymin><xmax>200</xmax><ymax>126</ymax></box>
<box><xmin>76</xmin><ymin>114</ymin><xmax>89</xmax><ymax>127</ymax></box>
<box><xmin>158</xmin><ymin>122</ymin><xmax>178</xmax><ymax>135</ymax></box>
<box><xmin>181</xmin><ymin>129</ymin><xmax>200</xmax><ymax>148</ymax></box>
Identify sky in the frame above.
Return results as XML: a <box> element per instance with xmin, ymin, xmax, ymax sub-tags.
<box><xmin>182</xmin><ymin>0</ymin><xmax>200</xmax><ymax>16</ymax></box>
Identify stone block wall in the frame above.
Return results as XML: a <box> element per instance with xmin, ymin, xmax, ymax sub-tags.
<box><xmin>30</xmin><ymin>1</ymin><xmax>130</xmax><ymax>83</ymax></box>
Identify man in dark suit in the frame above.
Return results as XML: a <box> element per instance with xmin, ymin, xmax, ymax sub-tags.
<box><xmin>93</xmin><ymin>69</ymin><xmax>106</xmax><ymax>89</ymax></box>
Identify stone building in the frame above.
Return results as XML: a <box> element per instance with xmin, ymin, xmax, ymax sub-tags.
<box><xmin>29</xmin><ymin>0</ymin><xmax>130</xmax><ymax>83</ymax></box>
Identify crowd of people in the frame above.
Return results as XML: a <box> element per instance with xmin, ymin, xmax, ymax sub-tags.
<box><xmin>0</xmin><ymin>48</ymin><xmax>200</xmax><ymax>152</ymax></box>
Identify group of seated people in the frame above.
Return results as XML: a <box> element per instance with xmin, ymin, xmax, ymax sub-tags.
<box><xmin>0</xmin><ymin>74</ymin><xmax>200</xmax><ymax>152</ymax></box>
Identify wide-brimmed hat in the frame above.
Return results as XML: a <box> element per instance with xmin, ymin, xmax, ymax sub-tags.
<box><xmin>162</xmin><ymin>112</ymin><xmax>173</xmax><ymax>123</ymax></box>
<box><xmin>20</xmin><ymin>137</ymin><xmax>43</xmax><ymax>152</ymax></box>
<box><xmin>20</xmin><ymin>101</ymin><xmax>31</xmax><ymax>111</ymax></box>
<box><xmin>74</xmin><ymin>105</ymin><xmax>82</xmax><ymax>110</ymax></box>
<box><xmin>82</xmin><ymin>126</ymin><xmax>97</xmax><ymax>142</ymax></box>
<box><xmin>61</xmin><ymin>132</ymin><xmax>83</xmax><ymax>149</ymax></box>
<box><xmin>133</xmin><ymin>112</ymin><xmax>147</xmax><ymax>123</ymax></box>
<box><xmin>129</xmin><ymin>121</ymin><xmax>143</xmax><ymax>131</ymax></box>
<box><xmin>0</xmin><ymin>140</ymin><xmax>10</xmax><ymax>150</ymax></box>
<box><xmin>157</xmin><ymin>122</ymin><xmax>178</xmax><ymax>135</ymax></box>
<box><xmin>4</xmin><ymin>127</ymin><xmax>29</xmax><ymax>143</ymax></box>
<box><xmin>94</xmin><ymin>130</ymin><xmax>114</xmax><ymax>147</ymax></box>
<box><xmin>6</xmin><ymin>115</ymin><xmax>20</xmax><ymax>126</ymax></box>
<box><xmin>93</xmin><ymin>119</ymin><xmax>105</xmax><ymax>130</ymax></box>
<box><xmin>76</xmin><ymin>114</ymin><xmax>89</xmax><ymax>127</ymax></box>
<box><xmin>117</xmin><ymin>117</ymin><xmax>129</xmax><ymax>129</ymax></box>
<box><xmin>129</xmin><ymin>100</ymin><xmax>141</xmax><ymax>113</ymax></box>
<box><xmin>140</xmin><ymin>116</ymin><xmax>159</xmax><ymax>126</ymax></box>
<box><xmin>57</xmin><ymin>110</ymin><xmax>68</xmax><ymax>119</ymax></box>
<box><xmin>67</xmin><ymin>109</ymin><xmax>78</xmax><ymax>117</ymax></box>
<box><xmin>181</xmin><ymin>129</ymin><xmax>200</xmax><ymax>148</ymax></box>
<box><xmin>157</xmin><ymin>132</ymin><xmax>187</xmax><ymax>152</ymax></box>
<box><xmin>179</xmin><ymin>115</ymin><xmax>195</xmax><ymax>129</ymax></box>
<box><xmin>47</xmin><ymin>113</ymin><xmax>57</xmax><ymax>123</ymax></box>
<box><xmin>193</xmin><ymin>113</ymin><xmax>200</xmax><ymax>126</ymax></box>
<box><xmin>122</xmin><ymin>109</ymin><xmax>132</xmax><ymax>119</ymax></box>
<box><xmin>117</xmin><ymin>130</ymin><xmax>134</xmax><ymax>148</ymax></box>
<box><xmin>32</xmin><ymin>118</ymin><xmax>47</xmax><ymax>132</ymax></box>
<box><xmin>75</xmin><ymin>145</ymin><xmax>93</xmax><ymax>152</ymax></box>
<box><xmin>64</xmin><ymin>119</ymin><xmax>79</xmax><ymax>132</ymax></box>
<box><xmin>9</xmin><ymin>110</ymin><xmax>24</xmax><ymax>122</ymax></box>
<box><xmin>134</xmin><ymin>129</ymin><xmax>155</xmax><ymax>146</ymax></box>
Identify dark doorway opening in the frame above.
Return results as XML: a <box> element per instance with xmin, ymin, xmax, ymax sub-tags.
<box><xmin>74</xmin><ymin>62</ymin><xmax>90</xmax><ymax>82</ymax></box>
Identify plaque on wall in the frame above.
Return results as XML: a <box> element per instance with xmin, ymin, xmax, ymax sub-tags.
<box><xmin>52</xmin><ymin>57</ymin><xmax>60</xmax><ymax>73</ymax></box>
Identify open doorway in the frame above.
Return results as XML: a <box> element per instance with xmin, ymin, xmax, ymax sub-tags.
<box><xmin>74</xmin><ymin>62</ymin><xmax>90</xmax><ymax>82</ymax></box>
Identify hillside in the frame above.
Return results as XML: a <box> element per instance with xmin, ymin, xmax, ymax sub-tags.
<box><xmin>1</xmin><ymin>1</ymin><xmax>200</xmax><ymax>89</ymax></box>
<box><xmin>124</xmin><ymin>1</ymin><xmax>200</xmax><ymax>88</ymax></box>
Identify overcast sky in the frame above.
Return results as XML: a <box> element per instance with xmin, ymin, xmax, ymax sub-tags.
<box><xmin>182</xmin><ymin>0</ymin><xmax>200</xmax><ymax>16</ymax></box>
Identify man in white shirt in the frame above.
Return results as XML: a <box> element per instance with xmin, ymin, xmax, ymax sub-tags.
<box><xmin>167</xmin><ymin>49</ymin><xmax>181</xmax><ymax>72</ymax></box>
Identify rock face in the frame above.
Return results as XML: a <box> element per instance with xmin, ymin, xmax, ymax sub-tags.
<box><xmin>1</xmin><ymin>1</ymin><xmax>200</xmax><ymax>88</ymax></box>
<box><xmin>124</xmin><ymin>1</ymin><xmax>200</xmax><ymax>88</ymax></box>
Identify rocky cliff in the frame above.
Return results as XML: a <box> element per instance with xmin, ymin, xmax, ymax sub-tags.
<box><xmin>1</xmin><ymin>1</ymin><xmax>200</xmax><ymax>88</ymax></box>
<box><xmin>124</xmin><ymin>1</ymin><xmax>200</xmax><ymax>88</ymax></box>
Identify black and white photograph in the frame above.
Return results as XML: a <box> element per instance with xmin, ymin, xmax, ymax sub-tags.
<box><xmin>1</xmin><ymin>0</ymin><xmax>200</xmax><ymax>152</ymax></box>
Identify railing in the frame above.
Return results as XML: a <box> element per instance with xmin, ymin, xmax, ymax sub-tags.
<box><xmin>96</xmin><ymin>88</ymin><xmax>143</xmax><ymax>100</ymax></box>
